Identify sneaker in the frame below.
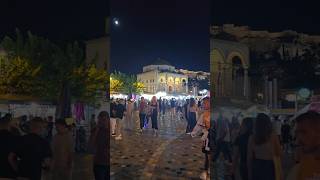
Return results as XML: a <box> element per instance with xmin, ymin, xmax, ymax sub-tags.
<box><xmin>115</xmin><ymin>136</ymin><xmax>122</xmax><ymax>140</ymax></box>
<box><xmin>186</xmin><ymin>132</ymin><xmax>191</xmax><ymax>135</ymax></box>
<box><xmin>112</xmin><ymin>133</ymin><xmax>116</xmax><ymax>137</ymax></box>
<box><xmin>199</xmin><ymin>171</ymin><xmax>208</xmax><ymax>180</ymax></box>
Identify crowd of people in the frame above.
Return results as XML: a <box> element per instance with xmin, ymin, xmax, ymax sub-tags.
<box><xmin>110</xmin><ymin>95</ymin><xmax>212</xmax><ymax>179</ymax></box>
<box><xmin>0</xmin><ymin>111</ymin><xmax>110</xmax><ymax>180</ymax></box>
<box><xmin>207</xmin><ymin>110</ymin><xmax>320</xmax><ymax>180</ymax></box>
<box><xmin>109</xmin><ymin>96</ymin><xmax>204</xmax><ymax>137</ymax></box>
<box><xmin>2</xmin><ymin>96</ymin><xmax>319</xmax><ymax>180</ymax></box>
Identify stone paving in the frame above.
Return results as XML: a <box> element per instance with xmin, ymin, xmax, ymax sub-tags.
<box><xmin>71</xmin><ymin>110</ymin><xmax>295</xmax><ymax>180</ymax></box>
<box><xmin>110</xmin><ymin>111</ymin><xmax>206</xmax><ymax>180</ymax></box>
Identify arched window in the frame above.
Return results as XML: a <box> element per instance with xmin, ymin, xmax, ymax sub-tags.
<box><xmin>182</xmin><ymin>79</ymin><xmax>186</xmax><ymax>86</ymax></box>
<box><xmin>175</xmin><ymin>78</ymin><xmax>180</xmax><ymax>84</ymax></box>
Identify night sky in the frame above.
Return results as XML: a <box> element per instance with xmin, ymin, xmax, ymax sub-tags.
<box><xmin>1</xmin><ymin>0</ymin><xmax>109</xmax><ymax>42</ymax></box>
<box><xmin>110</xmin><ymin>0</ymin><xmax>211</xmax><ymax>74</ymax></box>
<box><xmin>212</xmin><ymin>0</ymin><xmax>320</xmax><ymax>35</ymax></box>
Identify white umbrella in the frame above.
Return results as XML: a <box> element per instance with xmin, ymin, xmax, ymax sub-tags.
<box><xmin>290</xmin><ymin>104</ymin><xmax>311</xmax><ymax>121</ymax></box>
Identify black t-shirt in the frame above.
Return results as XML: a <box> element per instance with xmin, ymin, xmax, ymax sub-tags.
<box><xmin>116</xmin><ymin>104</ymin><xmax>126</xmax><ymax>119</ymax></box>
<box><xmin>110</xmin><ymin>102</ymin><xmax>117</xmax><ymax>118</ymax></box>
<box><xmin>0</xmin><ymin>130</ymin><xmax>19</xmax><ymax>178</ymax></box>
<box><xmin>281</xmin><ymin>124</ymin><xmax>291</xmax><ymax>137</ymax></box>
<box><xmin>234</xmin><ymin>132</ymin><xmax>251</xmax><ymax>164</ymax></box>
<box><xmin>170</xmin><ymin>100</ymin><xmax>175</xmax><ymax>107</ymax></box>
<box><xmin>16</xmin><ymin>133</ymin><xmax>52</xmax><ymax>180</ymax></box>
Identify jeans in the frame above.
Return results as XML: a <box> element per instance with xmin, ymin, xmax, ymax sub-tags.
<box><xmin>93</xmin><ymin>165</ymin><xmax>109</xmax><ymax>180</ymax></box>
<box><xmin>213</xmin><ymin>141</ymin><xmax>232</xmax><ymax>162</ymax></box>
<box><xmin>139</xmin><ymin>113</ymin><xmax>146</xmax><ymax>129</ymax></box>
<box><xmin>115</xmin><ymin>118</ymin><xmax>122</xmax><ymax>137</ymax></box>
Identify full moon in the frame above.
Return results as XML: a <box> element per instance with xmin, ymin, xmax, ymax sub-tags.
<box><xmin>113</xmin><ymin>18</ymin><xmax>120</xmax><ymax>26</ymax></box>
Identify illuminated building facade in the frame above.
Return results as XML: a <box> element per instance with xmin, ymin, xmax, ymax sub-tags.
<box><xmin>137</xmin><ymin>59</ymin><xmax>188</xmax><ymax>94</ymax></box>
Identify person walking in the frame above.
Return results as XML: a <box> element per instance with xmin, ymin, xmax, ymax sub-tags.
<box><xmin>184</xmin><ymin>99</ymin><xmax>189</xmax><ymax>123</ymax></box>
<box><xmin>186</xmin><ymin>98</ymin><xmax>198</xmax><ymax>134</ymax></box>
<box><xmin>115</xmin><ymin>99</ymin><xmax>126</xmax><ymax>140</ymax></box>
<box><xmin>45</xmin><ymin>116</ymin><xmax>54</xmax><ymax>143</ymax></box>
<box><xmin>110</xmin><ymin>99</ymin><xmax>117</xmax><ymax>137</ymax></box>
<box><xmin>213</xmin><ymin>113</ymin><xmax>232</xmax><ymax>164</ymax></box>
<box><xmin>15</xmin><ymin>117</ymin><xmax>52</xmax><ymax>180</ymax></box>
<box><xmin>51</xmin><ymin>118</ymin><xmax>74</xmax><ymax>180</ymax></box>
<box><xmin>162</xmin><ymin>99</ymin><xmax>166</xmax><ymax>116</ymax></box>
<box><xmin>138</xmin><ymin>97</ymin><xmax>148</xmax><ymax>133</ymax></box>
<box><xmin>232</xmin><ymin>117</ymin><xmax>254</xmax><ymax>180</ymax></box>
<box><xmin>125</xmin><ymin>100</ymin><xmax>134</xmax><ymax>131</ymax></box>
<box><xmin>230</xmin><ymin>115</ymin><xmax>241</xmax><ymax>145</ymax></box>
<box><xmin>0</xmin><ymin>114</ymin><xmax>19</xmax><ymax>179</ymax></box>
<box><xmin>150</xmin><ymin>96</ymin><xmax>159</xmax><ymax>136</ymax></box>
<box><xmin>197</xmin><ymin>97</ymin><xmax>211</xmax><ymax>180</ymax></box>
<box><xmin>170</xmin><ymin>98</ymin><xmax>176</xmax><ymax>119</ymax></box>
<box><xmin>90</xmin><ymin>114</ymin><xmax>97</xmax><ymax>133</ymax></box>
<box><xmin>273</xmin><ymin>116</ymin><xmax>282</xmax><ymax>143</ymax></box>
<box><xmin>281</xmin><ymin>119</ymin><xmax>291</xmax><ymax>153</ymax></box>
<box><xmin>89</xmin><ymin>111</ymin><xmax>110</xmax><ymax>180</ymax></box>
<box><xmin>247</xmin><ymin>113</ymin><xmax>282</xmax><ymax>180</ymax></box>
<box><xmin>158</xmin><ymin>98</ymin><xmax>162</xmax><ymax>117</ymax></box>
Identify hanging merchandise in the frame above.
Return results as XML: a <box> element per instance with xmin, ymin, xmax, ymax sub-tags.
<box><xmin>73</xmin><ymin>102</ymin><xmax>85</xmax><ymax>123</ymax></box>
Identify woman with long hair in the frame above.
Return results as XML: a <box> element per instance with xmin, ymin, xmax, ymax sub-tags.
<box><xmin>150</xmin><ymin>96</ymin><xmax>159</xmax><ymax>136</ymax></box>
<box><xmin>125</xmin><ymin>99</ymin><xmax>134</xmax><ymax>131</ymax></box>
<box><xmin>186</xmin><ymin>98</ymin><xmax>198</xmax><ymax>134</ymax></box>
<box><xmin>247</xmin><ymin>113</ymin><xmax>282</xmax><ymax>180</ymax></box>
<box><xmin>232</xmin><ymin>117</ymin><xmax>254</xmax><ymax>180</ymax></box>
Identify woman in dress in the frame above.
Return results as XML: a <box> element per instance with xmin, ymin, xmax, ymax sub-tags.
<box><xmin>125</xmin><ymin>99</ymin><xmax>134</xmax><ymax>130</ymax></box>
<box><xmin>247</xmin><ymin>113</ymin><xmax>282</xmax><ymax>180</ymax></box>
<box><xmin>150</xmin><ymin>96</ymin><xmax>159</xmax><ymax>136</ymax></box>
<box><xmin>186</xmin><ymin>98</ymin><xmax>198</xmax><ymax>134</ymax></box>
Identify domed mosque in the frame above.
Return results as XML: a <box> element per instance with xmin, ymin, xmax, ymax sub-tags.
<box><xmin>137</xmin><ymin>58</ymin><xmax>189</xmax><ymax>94</ymax></box>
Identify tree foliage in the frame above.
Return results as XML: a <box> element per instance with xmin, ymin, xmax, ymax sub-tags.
<box><xmin>0</xmin><ymin>56</ymin><xmax>41</xmax><ymax>95</ymax></box>
<box><xmin>71</xmin><ymin>64</ymin><xmax>108</xmax><ymax>104</ymax></box>
<box><xmin>110</xmin><ymin>71</ymin><xmax>145</xmax><ymax>95</ymax></box>
<box><xmin>0</xmin><ymin>30</ymin><xmax>108</xmax><ymax>105</ymax></box>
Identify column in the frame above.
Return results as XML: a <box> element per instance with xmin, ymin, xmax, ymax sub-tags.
<box><xmin>222</xmin><ymin>67</ymin><xmax>226</xmax><ymax>96</ymax></box>
<box><xmin>273</xmin><ymin>78</ymin><xmax>278</xmax><ymax>108</ymax></box>
<box><xmin>232</xmin><ymin>68</ymin><xmax>237</xmax><ymax>96</ymax></box>
<box><xmin>185</xmin><ymin>82</ymin><xmax>188</xmax><ymax>94</ymax></box>
<box><xmin>268</xmin><ymin>81</ymin><xmax>273</xmax><ymax>109</ymax></box>
<box><xmin>244</xmin><ymin>69</ymin><xmax>249</xmax><ymax>99</ymax></box>
<box><xmin>225</xmin><ymin>68</ymin><xmax>233</xmax><ymax>97</ymax></box>
<box><xmin>264</xmin><ymin>78</ymin><xmax>269</xmax><ymax>107</ymax></box>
